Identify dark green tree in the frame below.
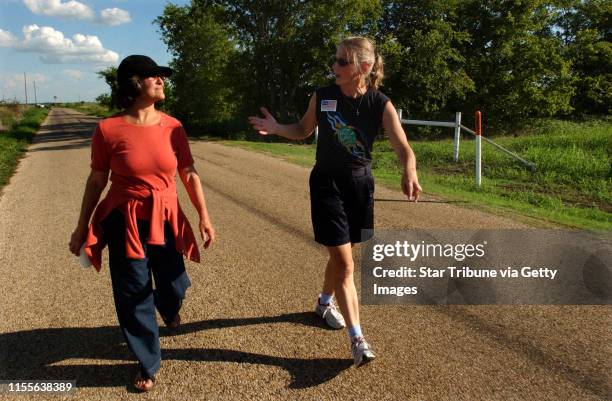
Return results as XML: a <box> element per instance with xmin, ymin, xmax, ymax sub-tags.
<box><xmin>454</xmin><ymin>1</ymin><xmax>575</xmax><ymax>129</ymax></box>
<box><xmin>557</xmin><ymin>0</ymin><xmax>611</xmax><ymax>115</ymax></box>
<box><xmin>95</xmin><ymin>93</ymin><xmax>112</xmax><ymax>109</ymax></box>
<box><xmin>154</xmin><ymin>0</ymin><xmax>602</xmax><ymax>133</ymax></box>
<box><xmin>378</xmin><ymin>0</ymin><xmax>475</xmax><ymax>118</ymax></box>
<box><xmin>217</xmin><ymin>0</ymin><xmax>382</xmax><ymax>120</ymax></box>
<box><xmin>156</xmin><ymin>0</ymin><xmax>382</xmax><ymax>131</ymax></box>
<box><xmin>96</xmin><ymin>66</ymin><xmax>118</xmax><ymax>110</ymax></box>
<box><xmin>156</xmin><ymin>2</ymin><xmax>239</xmax><ymax>130</ymax></box>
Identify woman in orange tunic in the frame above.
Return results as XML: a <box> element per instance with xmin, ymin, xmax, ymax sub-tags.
<box><xmin>68</xmin><ymin>55</ymin><xmax>215</xmax><ymax>392</ymax></box>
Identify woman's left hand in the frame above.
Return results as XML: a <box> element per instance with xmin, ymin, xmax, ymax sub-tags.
<box><xmin>69</xmin><ymin>225</ymin><xmax>88</xmax><ymax>256</ymax></box>
<box><xmin>200</xmin><ymin>218</ymin><xmax>215</xmax><ymax>249</ymax></box>
<box><xmin>401</xmin><ymin>170</ymin><xmax>422</xmax><ymax>202</ymax></box>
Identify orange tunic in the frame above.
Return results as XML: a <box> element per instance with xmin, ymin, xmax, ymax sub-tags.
<box><xmin>83</xmin><ymin>112</ymin><xmax>200</xmax><ymax>271</ymax></box>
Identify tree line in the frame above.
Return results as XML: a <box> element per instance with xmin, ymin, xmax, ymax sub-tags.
<box><xmin>99</xmin><ymin>0</ymin><xmax>610</xmax><ymax>136</ymax></box>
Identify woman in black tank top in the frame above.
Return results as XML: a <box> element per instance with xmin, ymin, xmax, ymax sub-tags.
<box><xmin>248</xmin><ymin>36</ymin><xmax>421</xmax><ymax>366</ymax></box>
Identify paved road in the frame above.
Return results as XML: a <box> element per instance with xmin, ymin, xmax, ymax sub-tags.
<box><xmin>0</xmin><ymin>108</ymin><xmax>609</xmax><ymax>401</ymax></box>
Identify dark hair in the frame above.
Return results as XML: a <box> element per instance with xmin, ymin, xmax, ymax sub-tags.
<box><xmin>116</xmin><ymin>76</ymin><xmax>142</xmax><ymax>109</ymax></box>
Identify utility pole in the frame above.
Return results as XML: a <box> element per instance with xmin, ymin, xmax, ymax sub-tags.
<box><xmin>33</xmin><ymin>81</ymin><xmax>37</xmax><ymax>104</ymax></box>
<box><xmin>23</xmin><ymin>72</ymin><xmax>28</xmax><ymax>105</ymax></box>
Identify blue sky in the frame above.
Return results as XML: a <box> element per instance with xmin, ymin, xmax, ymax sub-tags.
<box><xmin>0</xmin><ymin>0</ymin><xmax>189</xmax><ymax>103</ymax></box>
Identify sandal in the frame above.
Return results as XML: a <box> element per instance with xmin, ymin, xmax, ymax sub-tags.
<box><xmin>133</xmin><ymin>372</ymin><xmax>155</xmax><ymax>392</ymax></box>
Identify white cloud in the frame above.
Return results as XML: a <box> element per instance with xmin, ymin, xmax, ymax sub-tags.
<box><xmin>1</xmin><ymin>74</ymin><xmax>22</xmax><ymax>91</ymax></box>
<box><xmin>22</xmin><ymin>0</ymin><xmax>131</xmax><ymax>26</ymax></box>
<box><xmin>23</xmin><ymin>0</ymin><xmax>95</xmax><ymax>21</ymax></box>
<box><xmin>1</xmin><ymin>73</ymin><xmax>46</xmax><ymax>94</ymax></box>
<box><xmin>1</xmin><ymin>25</ymin><xmax>118</xmax><ymax>64</ymax></box>
<box><xmin>0</xmin><ymin>29</ymin><xmax>17</xmax><ymax>47</ymax></box>
<box><xmin>63</xmin><ymin>69</ymin><xmax>83</xmax><ymax>80</ymax></box>
<box><xmin>30</xmin><ymin>72</ymin><xmax>47</xmax><ymax>83</ymax></box>
<box><xmin>99</xmin><ymin>8</ymin><xmax>131</xmax><ymax>26</ymax></box>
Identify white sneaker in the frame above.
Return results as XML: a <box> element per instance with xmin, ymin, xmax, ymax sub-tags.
<box><xmin>351</xmin><ymin>336</ymin><xmax>375</xmax><ymax>366</ymax></box>
<box><xmin>315</xmin><ymin>297</ymin><xmax>346</xmax><ymax>329</ymax></box>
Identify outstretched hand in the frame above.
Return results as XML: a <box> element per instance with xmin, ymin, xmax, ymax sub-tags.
<box><xmin>248</xmin><ymin>107</ymin><xmax>278</xmax><ymax>135</ymax></box>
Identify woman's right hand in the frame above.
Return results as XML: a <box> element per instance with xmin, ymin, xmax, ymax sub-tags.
<box><xmin>199</xmin><ymin>218</ymin><xmax>215</xmax><ymax>249</ymax></box>
<box><xmin>69</xmin><ymin>226</ymin><xmax>87</xmax><ymax>256</ymax></box>
<box><xmin>248</xmin><ymin>107</ymin><xmax>278</xmax><ymax>135</ymax></box>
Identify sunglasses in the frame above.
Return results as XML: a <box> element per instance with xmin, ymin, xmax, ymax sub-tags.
<box><xmin>331</xmin><ymin>56</ymin><xmax>352</xmax><ymax>67</ymax></box>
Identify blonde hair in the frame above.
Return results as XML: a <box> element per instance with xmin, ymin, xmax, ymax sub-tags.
<box><xmin>339</xmin><ymin>36</ymin><xmax>384</xmax><ymax>89</ymax></box>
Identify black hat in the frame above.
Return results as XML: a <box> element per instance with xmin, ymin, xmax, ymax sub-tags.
<box><xmin>117</xmin><ymin>55</ymin><xmax>173</xmax><ymax>82</ymax></box>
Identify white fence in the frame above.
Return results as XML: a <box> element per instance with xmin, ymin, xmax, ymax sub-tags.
<box><xmin>397</xmin><ymin>110</ymin><xmax>536</xmax><ymax>187</ymax></box>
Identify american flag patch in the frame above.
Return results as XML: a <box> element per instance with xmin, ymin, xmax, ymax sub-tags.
<box><xmin>321</xmin><ymin>100</ymin><xmax>337</xmax><ymax>112</ymax></box>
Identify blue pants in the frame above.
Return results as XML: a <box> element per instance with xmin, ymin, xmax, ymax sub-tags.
<box><xmin>102</xmin><ymin>209</ymin><xmax>191</xmax><ymax>378</ymax></box>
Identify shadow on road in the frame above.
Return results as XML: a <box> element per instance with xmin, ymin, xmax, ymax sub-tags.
<box><xmin>29</xmin><ymin>115</ymin><xmax>99</xmax><ymax>152</ymax></box>
<box><xmin>0</xmin><ymin>312</ymin><xmax>351</xmax><ymax>390</ymax></box>
<box><xmin>436</xmin><ymin>306</ymin><xmax>611</xmax><ymax>400</ymax></box>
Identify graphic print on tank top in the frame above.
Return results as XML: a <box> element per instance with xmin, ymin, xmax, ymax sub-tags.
<box><xmin>325</xmin><ymin>111</ymin><xmax>368</xmax><ymax>160</ymax></box>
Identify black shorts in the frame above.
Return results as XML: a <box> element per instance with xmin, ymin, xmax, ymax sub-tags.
<box><xmin>309</xmin><ymin>165</ymin><xmax>375</xmax><ymax>247</ymax></box>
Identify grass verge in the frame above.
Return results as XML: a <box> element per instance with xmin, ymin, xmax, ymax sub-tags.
<box><xmin>59</xmin><ymin>102</ymin><xmax>117</xmax><ymax>118</ymax></box>
<box><xmin>0</xmin><ymin>106</ymin><xmax>49</xmax><ymax>189</ymax></box>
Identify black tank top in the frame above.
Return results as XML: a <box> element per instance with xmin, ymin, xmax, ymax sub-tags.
<box><xmin>315</xmin><ymin>84</ymin><xmax>389</xmax><ymax>170</ymax></box>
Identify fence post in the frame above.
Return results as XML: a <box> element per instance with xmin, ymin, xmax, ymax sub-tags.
<box><xmin>453</xmin><ymin>112</ymin><xmax>461</xmax><ymax>162</ymax></box>
<box><xmin>397</xmin><ymin>108</ymin><xmax>403</xmax><ymax>120</ymax></box>
<box><xmin>314</xmin><ymin>126</ymin><xmax>318</xmax><ymax>144</ymax></box>
<box><xmin>475</xmin><ymin>111</ymin><xmax>482</xmax><ymax>187</ymax></box>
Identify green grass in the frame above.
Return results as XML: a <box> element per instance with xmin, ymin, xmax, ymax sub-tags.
<box><xmin>221</xmin><ymin>140</ymin><xmax>316</xmax><ymax>167</ymax></box>
<box><xmin>0</xmin><ymin>105</ymin><xmax>22</xmax><ymax>129</ymax></box>
<box><xmin>219</xmin><ymin>118</ymin><xmax>612</xmax><ymax>231</ymax></box>
<box><xmin>60</xmin><ymin>102</ymin><xmax>117</xmax><ymax>118</ymax></box>
<box><xmin>0</xmin><ymin>106</ymin><xmax>49</xmax><ymax>189</ymax></box>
